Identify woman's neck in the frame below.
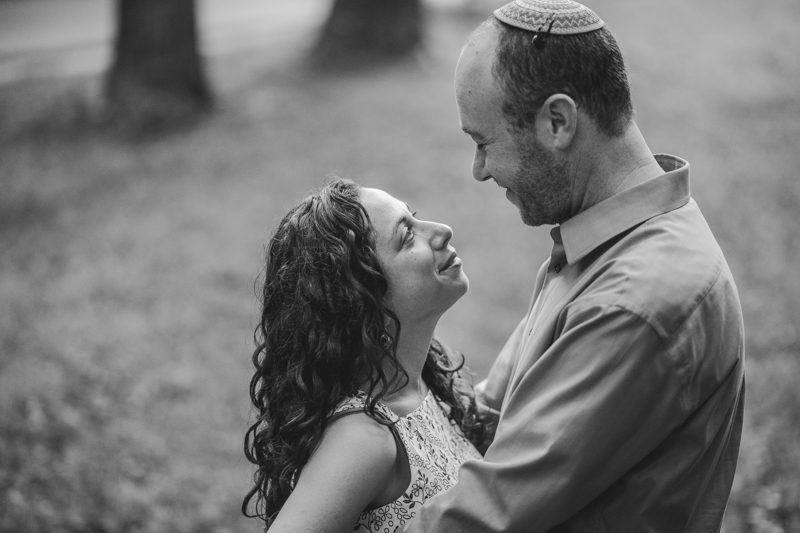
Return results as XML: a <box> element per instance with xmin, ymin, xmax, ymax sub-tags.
<box><xmin>381</xmin><ymin>318</ymin><xmax>438</xmax><ymax>415</ymax></box>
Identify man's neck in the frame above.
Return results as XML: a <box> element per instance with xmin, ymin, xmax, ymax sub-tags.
<box><xmin>569</xmin><ymin>122</ymin><xmax>664</xmax><ymax>218</ymax></box>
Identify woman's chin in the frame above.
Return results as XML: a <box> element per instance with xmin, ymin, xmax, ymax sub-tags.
<box><xmin>458</xmin><ymin>274</ymin><xmax>470</xmax><ymax>295</ymax></box>
<box><xmin>448</xmin><ymin>275</ymin><xmax>470</xmax><ymax>304</ymax></box>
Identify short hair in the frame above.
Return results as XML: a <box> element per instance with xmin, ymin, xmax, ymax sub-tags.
<box><xmin>488</xmin><ymin>18</ymin><xmax>634</xmax><ymax>137</ymax></box>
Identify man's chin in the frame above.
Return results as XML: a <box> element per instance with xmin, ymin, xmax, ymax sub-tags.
<box><xmin>507</xmin><ymin>191</ymin><xmax>537</xmax><ymax>224</ymax></box>
<box><xmin>519</xmin><ymin>201</ymin><xmax>568</xmax><ymax>227</ymax></box>
<box><xmin>520</xmin><ymin>211</ymin><xmax>543</xmax><ymax>227</ymax></box>
<box><xmin>509</xmin><ymin>190</ymin><xmax>558</xmax><ymax>226</ymax></box>
<box><xmin>518</xmin><ymin>204</ymin><xmax>546</xmax><ymax>227</ymax></box>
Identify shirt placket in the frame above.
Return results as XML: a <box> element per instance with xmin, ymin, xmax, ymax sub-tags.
<box><xmin>522</xmin><ymin>228</ymin><xmax>569</xmax><ymax>347</ymax></box>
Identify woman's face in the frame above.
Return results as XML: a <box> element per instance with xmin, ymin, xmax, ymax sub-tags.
<box><xmin>358</xmin><ymin>188</ymin><xmax>469</xmax><ymax>326</ymax></box>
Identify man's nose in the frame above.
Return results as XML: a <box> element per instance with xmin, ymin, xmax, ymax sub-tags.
<box><xmin>472</xmin><ymin>146</ymin><xmax>491</xmax><ymax>182</ymax></box>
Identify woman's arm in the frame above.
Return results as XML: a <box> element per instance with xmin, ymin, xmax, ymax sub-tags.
<box><xmin>267</xmin><ymin>413</ymin><xmax>400</xmax><ymax>533</ymax></box>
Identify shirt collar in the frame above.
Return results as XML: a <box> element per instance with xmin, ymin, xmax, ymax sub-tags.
<box><xmin>557</xmin><ymin>154</ymin><xmax>691</xmax><ymax>264</ymax></box>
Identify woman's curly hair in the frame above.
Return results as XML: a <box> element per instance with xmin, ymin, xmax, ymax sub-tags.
<box><xmin>242</xmin><ymin>178</ymin><xmax>486</xmax><ymax>528</ymax></box>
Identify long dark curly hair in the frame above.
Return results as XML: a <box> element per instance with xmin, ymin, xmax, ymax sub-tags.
<box><xmin>242</xmin><ymin>178</ymin><xmax>486</xmax><ymax>528</ymax></box>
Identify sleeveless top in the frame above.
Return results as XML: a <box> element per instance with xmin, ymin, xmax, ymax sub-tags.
<box><xmin>331</xmin><ymin>390</ymin><xmax>482</xmax><ymax>533</ymax></box>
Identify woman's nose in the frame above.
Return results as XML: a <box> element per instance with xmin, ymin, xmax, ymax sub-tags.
<box><xmin>430</xmin><ymin>222</ymin><xmax>453</xmax><ymax>250</ymax></box>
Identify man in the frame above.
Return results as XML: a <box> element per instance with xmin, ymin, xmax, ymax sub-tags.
<box><xmin>403</xmin><ymin>0</ymin><xmax>745</xmax><ymax>531</ymax></box>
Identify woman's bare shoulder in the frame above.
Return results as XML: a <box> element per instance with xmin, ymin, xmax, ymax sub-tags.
<box><xmin>268</xmin><ymin>412</ymin><xmax>398</xmax><ymax>533</ymax></box>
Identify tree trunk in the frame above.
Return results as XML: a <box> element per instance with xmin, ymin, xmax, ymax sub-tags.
<box><xmin>311</xmin><ymin>0</ymin><xmax>424</xmax><ymax>68</ymax></box>
<box><xmin>106</xmin><ymin>0</ymin><xmax>211</xmax><ymax>130</ymax></box>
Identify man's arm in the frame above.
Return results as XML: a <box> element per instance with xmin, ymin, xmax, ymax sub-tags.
<box><xmin>475</xmin><ymin>316</ymin><xmax>527</xmax><ymax>411</ymax></box>
<box><xmin>405</xmin><ymin>303</ymin><xmax>689</xmax><ymax>532</ymax></box>
<box><xmin>477</xmin><ymin>261</ymin><xmax>548</xmax><ymax>411</ymax></box>
<box><xmin>474</xmin><ymin>316</ymin><xmax>527</xmax><ymax>446</ymax></box>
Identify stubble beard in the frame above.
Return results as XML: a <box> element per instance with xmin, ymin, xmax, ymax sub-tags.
<box><xmin>514</xmin><ymin>134</ymin><xmax>571</xmax><ymax>227</ymax></box>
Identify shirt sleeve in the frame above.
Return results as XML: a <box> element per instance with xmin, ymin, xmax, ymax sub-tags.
<box><xmin>403</xmin><ymin>303</ymin><xmax>689</xmax><ymax>533</ymax></box>
<box><xmin>477</xmin><ymin>260</ymin><xmax>548</xmax><ymax>411</ymax></box>
<box><xmin>475</xmin><ymin>316</ymin><xmax>527</xmax><ymax>411</ymax></box>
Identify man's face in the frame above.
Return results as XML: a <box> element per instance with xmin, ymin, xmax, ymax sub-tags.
<box><xmin>454</xmin><ymin>29</ymin><xmax>571</xmax><ymax>227</ymax></box>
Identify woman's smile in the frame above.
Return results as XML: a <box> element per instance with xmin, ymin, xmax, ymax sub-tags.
<box><xmin>438</xmin><ymin>250</ymin><xmax>461</xmax><ymax>273</ymax></box>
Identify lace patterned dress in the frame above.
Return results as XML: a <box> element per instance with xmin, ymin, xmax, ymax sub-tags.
<box><xmin>331</xmin><ymin>390</ymin><xmax>482</xmax><ymax>533</ymax></box>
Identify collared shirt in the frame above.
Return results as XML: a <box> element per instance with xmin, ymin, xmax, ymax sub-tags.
<box><xmin>404</xmin><ymin>155</ymin><xmax>745</xmax><ymax>533</ymax></box>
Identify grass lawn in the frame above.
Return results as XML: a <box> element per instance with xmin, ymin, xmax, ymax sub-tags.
<box><xmin>1</xmin><ymin>0</ymin><xmax>799</xmax><ymax>531</ymax></box>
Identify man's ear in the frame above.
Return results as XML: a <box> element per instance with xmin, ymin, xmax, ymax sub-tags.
<box><xmin>535</xmin><ymin>93</ymin><xmax>577</xmax><ymax>150</ymax></box>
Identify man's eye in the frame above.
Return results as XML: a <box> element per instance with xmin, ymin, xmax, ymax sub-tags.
<box><xmin>477</xmin><ymin>143</ymin><xmax>486</xmax><ymax>151</ymax></box>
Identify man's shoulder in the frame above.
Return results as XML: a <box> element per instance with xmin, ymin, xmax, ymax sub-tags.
<box><xmin>577</xmin><ymin>199</ymin><xmax>740</xmax><ymax>341</ymax></box>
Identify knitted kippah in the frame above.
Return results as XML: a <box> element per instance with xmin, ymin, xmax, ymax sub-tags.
<box><xmin>494</xmin><ymin>0</ymin><xmax>605</xmax><ymax>35</ymax></box>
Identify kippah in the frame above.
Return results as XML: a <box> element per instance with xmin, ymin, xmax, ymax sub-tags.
<box><xmin>494</xmin><ymin>0</ymin><xmax>605</xmax><ymax>35</ymax></box>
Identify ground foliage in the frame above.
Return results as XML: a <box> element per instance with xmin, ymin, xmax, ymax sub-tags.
<box><xmin>1</xmin><ymin>1</ymin><xmax>799</xmax><ymax>532</ymax></box>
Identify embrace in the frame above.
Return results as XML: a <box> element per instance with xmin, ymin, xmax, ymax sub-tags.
<box><xmin>242</xmin><ymin>0</ymin><xmax>745</xmax><ymax>531</ymax></box>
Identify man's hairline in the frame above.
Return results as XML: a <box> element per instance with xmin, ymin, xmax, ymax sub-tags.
<box><xmin>482</xmin><ymin>20</ymin><xmax>634</xmax><ymax>138</ymax></box>
<box><xmin>462</xmin><ymin>18</ymin><xmax>632</xmax><ymax>139</ymax></box>
<box><xmin>462</xmin><ymin>18</ymin><xmax>529</xmax><ymax>129</ymax></box>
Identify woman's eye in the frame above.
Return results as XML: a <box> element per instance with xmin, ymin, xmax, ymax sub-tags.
<box><xmin>404</xmin><ymin>226</ymin><xmax>415</xmax><ymax>244</ymax></box>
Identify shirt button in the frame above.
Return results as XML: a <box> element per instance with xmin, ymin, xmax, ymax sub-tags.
<box><xmin>554</xmin><ymin>263</ymin><xmax>562</xmax><ymax>274</ymax></box>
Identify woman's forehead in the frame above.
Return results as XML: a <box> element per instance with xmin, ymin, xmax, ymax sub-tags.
<box><xmin>360</xmin><ymin>188</ymin><xmax>406</xmax><ymax>215</ymax></box>
<box><xmin>359</xmin><ymin>188</ymin><xmax>408</xmax><ymax>241</ymax></box>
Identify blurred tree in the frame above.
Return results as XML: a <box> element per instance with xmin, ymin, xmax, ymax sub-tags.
<box><xmin>311</xmin><ymin>0</ymin><xmax>424</xmax><ymax>67</ymax></box>
<box><xmin>106</xmin><ymin>0</ymin><xmax>211</xmax><ymax>131</ymax></box>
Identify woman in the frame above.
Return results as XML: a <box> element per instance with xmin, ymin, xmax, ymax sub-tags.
<box><xmin>243</xmin><ymin>178</ymin><xmax>487</xmax><ymax>532</ymax></box>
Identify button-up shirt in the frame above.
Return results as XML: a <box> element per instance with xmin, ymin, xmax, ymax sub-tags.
<box><xmin>404</xmin><ymin>155</ymin><xmax>745</xmax><ymax>532</ymax></box>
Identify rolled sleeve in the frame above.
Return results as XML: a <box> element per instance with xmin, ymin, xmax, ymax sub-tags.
<box><xmin>404</xmin><ymin>303</ymin><xmax>689</xmax><ymax>533</ymax></box>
